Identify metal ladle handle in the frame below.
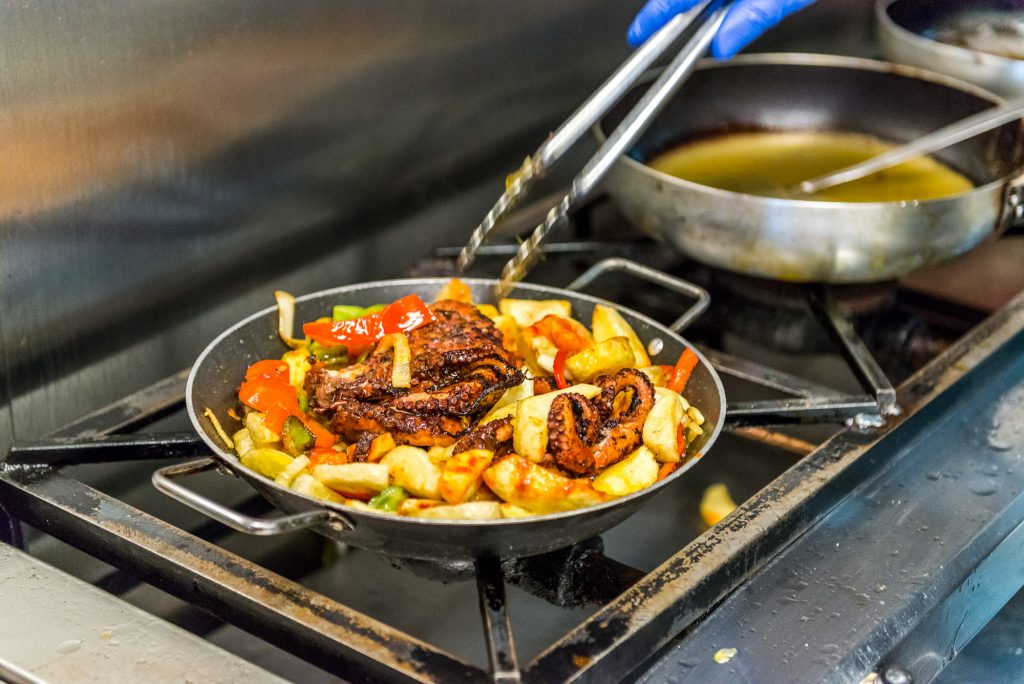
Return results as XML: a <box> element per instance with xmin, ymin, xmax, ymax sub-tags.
<box><xmin>796</xmin><ymin>99</ymin><xmax>1024</xmax><ymax>196</ymax></box>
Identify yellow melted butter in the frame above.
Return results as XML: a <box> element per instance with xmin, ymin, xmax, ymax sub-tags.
<box><xmin>647</xmin><ymin>131</ymin><xmax>975</xmax><ymax>203</ymax></box>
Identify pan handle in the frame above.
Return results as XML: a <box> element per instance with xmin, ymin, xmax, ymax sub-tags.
<box><xmin>153</xmin><ymin>458</ymin><xmax>354</xmax><ymax>535</ymax></box>
<box><xmin>567</xmin><ymin>257</ymin><xmax>710</xmax><ymax>332</ymax></box>
<box><xmin>1003</xmin><ymin>169</ymin><xmax>1024</xmax><ymax>230</ymax></box>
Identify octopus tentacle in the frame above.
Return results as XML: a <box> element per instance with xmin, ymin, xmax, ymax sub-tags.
<box><xmin>547</xmin><ymin>368</ymin><xmax>656</xmax><ymax>476</ymax></box>
<box><xmin>320</xmin><ymin>398</ymin><xmax>469</xmax><ymax>447</ymax></box>
<box><xmin>454</xmin><ymin>417</ymin><xmax>514</xmax><ymax>455</ymax></box>
<box><xmin>547</xmin><ymin>392</ymin><xmax>602</xmax><ymax>476</ymax></box>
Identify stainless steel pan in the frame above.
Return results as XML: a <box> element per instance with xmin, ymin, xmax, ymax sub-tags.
<box><xmin>154</xmin><ymin>260</ymin><xmax>725</xmax><ymax>561</ymax></box>
<box><xmin>598</xmin><ymin>54</ymin><xmax>1024</xmax><ymax>283</ymax></box>
<box><xmin>878</xmin><ymin>0</ymin><xmax>1024</xmax><ymax>99</ymax></box>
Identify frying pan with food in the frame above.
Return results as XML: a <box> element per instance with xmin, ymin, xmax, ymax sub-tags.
<box><xmin>154</xmin><ymin>261</ymin><xmax>726</xmax><ymax>562</ymax></box>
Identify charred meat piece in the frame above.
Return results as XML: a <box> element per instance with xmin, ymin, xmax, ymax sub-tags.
<box><xmin>324</xmin><ymin>398</ymin><xmax>469</xmax><ymax>447</ymax></box>
<box><xmin>454</xmin><ymin>417</ymin><xmax>514</xmax><ymax>455</ymax></box>
<box><xmin>307</xmin><ymin>299</ymin><xmax>524</xmax><ymax>446</ymax></box>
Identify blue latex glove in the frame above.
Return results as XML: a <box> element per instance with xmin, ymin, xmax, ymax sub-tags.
<box><xmin>628</xmin><ymin>0</ymin><xmax>817</xmax><ymax>59</ymax></box>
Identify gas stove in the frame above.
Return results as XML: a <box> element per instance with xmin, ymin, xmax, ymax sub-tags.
<box><xmin>3</xmin><ymin>190</ymin><xmax>1023</xmax><ymax>684</ymax></box>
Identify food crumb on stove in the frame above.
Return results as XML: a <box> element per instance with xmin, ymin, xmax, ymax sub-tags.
<box><xmin>700</xmin><ymin>483</ymin><xmax>737</xmax><ymax>527</ymax></box>
<box><xmin>571</xmin><ymin>654</ymin><xmax>591</xmax><ymax>668</ymax></box>
<box><xmin>713</xmin><ymin>647</ymin><xmax>738</xmax><ymax>664</ymax></box>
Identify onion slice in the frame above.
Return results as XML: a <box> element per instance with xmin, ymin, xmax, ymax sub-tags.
<box><xmin>274</xmin><ymin>290</ymin><xmax>307</xmax><ymax>349</ymax></box>
<box><xmin>375</xmin><ymin>333</ymin><xmax>412</xmax><ymax>388</ymax></box>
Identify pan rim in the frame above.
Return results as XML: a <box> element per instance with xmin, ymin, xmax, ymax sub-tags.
<box><xmin>185</xmin><ymin>277</ymin><xmax>726</xmax><ymax>528</ymax></box>
<box><xmin>595</xmin><ymin>52</ymin><xmax>1016</xmax><ymax>207</ymax></box>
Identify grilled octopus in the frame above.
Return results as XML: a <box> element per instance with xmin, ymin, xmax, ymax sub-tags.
<box><xmin>546</xmin><ymin>368</ymin><xmax>655</xmax><ymax>476</ymax></box>
<box><xmin>306</xmin><ymin>300</ymin><xmax>524</xmax><ymax>447</ymax></box>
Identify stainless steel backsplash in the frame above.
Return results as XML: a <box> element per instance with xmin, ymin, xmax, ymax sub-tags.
<box><xmin>0</xmin><ymin>0</ymin><xmax>870</xmax><ymax>449</ymax></box>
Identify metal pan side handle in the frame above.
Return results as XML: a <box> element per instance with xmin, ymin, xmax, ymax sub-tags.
<box><xmin>1002</xmin><ymin>169</ymin><xmax>1024</xmax><ymax>230</ymax></box>
<box><xmin>567</xmin><ymin>257</ymin><xmax>710</xmax><ymax>332</ymax></box>
<box><xmin>152</xmin><ymin>458</ymin><xmax>352</xmax><ymax>535</ymax></box>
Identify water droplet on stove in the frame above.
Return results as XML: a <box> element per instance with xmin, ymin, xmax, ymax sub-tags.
<box><xmin>884</xmin><ymin>666</ymin><xmax>912</xmax><ymax>684</ymax></box>
<box><xmin>875</xmin><ymin>584</ymin><xmax>887</xmax><ymax>593</ymax></box>
<box><xmin>56</xmin><ymin>640</ymin><xmax>82</xmax><ymax>654</ymax></box>
<box><xmin>970</xmin><ymin>481</ymin><xmax>999</xmax><ymax>496</ymax></box>
<box><xmin>925</xmin><ymin>471</ymin><xmax>941</xmax><ymax>481</ymax></box>
<box><xmin>988</xmin><ymin>436</ymin><xmax>1012</xmax><ymax>451</ymax></box>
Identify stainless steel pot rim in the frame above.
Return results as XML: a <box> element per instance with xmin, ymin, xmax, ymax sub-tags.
<box><xmin>596</xmin><ymin>52</ymin><xmax>1016</xmax><ymax>208</ymax></box>
<box><xmin>185</xmin><ymin>276</ymin><xmax>727</xmax><ymax>527</ymax></box>
<box><xmin>876</xmin><ymin>0</ymin><xmax>1024</xmax><ymax>69</ymax></box>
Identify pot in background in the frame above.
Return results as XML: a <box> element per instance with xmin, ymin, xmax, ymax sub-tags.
<box><xmin>877</xmin><ymin>0</ymin><xmax>1024</xmax><ymax>99</ymax></box>
<box><xmin>597</xmin><ymin>54</ymin><xmax>1024</xmax><ymax>283</ymax></box>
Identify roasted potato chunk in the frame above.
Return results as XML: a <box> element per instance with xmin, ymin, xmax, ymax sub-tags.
<box><xmin>412</xmin><ymin>501</ymin><xmax>504</xmax><ymax>520</ymax></box>
<box><xmin>700</xmin><ymin>483</ymin><xmax>737</xmax><ymax>526</ymax></box>
<box><xmin>232</xmin><ymin>428</ymin><xmax>256</xmax><ymax>458</ymax></box>
<box><xmin>591</xmin><ymin>304</ymin><xmax>651</xmax><ymax>367</ymax></box>
<box><xmin>366</xmin><ymin>432</ymin><xmax>397</xmax><ymax>463</ymax></box>
<box><xmin>241</xmin><ymin>448</ymin><xmax>293</xmax><ymax>479</ymax></box>
<box><xmin>483</xmin><ymin>455</ymin><xmax>610</xmax><ymax>514</ymax></box>
<box><xmin>244</xmin><ymin>411</ymin><xmax>280</xmax><ymax>447</ymax></box>
<box><xmin>498</xmin><ymin>298</ymin><xmax>572</xmax><ymax>327</ymax></box>
<box><xmin>274</xmin><ymin>454</ymin><xmax>310</xmax><ymax>487</ymax></box>
<box><xmin>381</xmin><ymin>446</ymin><xmax>443</xmax><ymax>499</ymax></box>
<box><xmin>439</xmin><ymin>449</ymin><xmax>494</xmax><ymax>503</ymax></box>
<box><xmin>643</xmin><ymin>391</ymin><xmax>686</xmax><ymax>463</ymax></box>
<box><xmin>290</xmin><ymin>472</ymin><xmax>345</xmax><ymax>503</ymax></box>
<box><xmin>396</xmin><ymin>498</ymin><xmax>446</xmax><ymax>516</ymax></box>
<box><xmin>312</xmin><ymin>462</ymin><xmax>390</xmax><ymax>498</ymax></box>
<box><xmin>565</xmin><ymin>337</ymin><xmax>635</xmax><ymax>382</ymax></box>
<box><xmin>592</xmin><ymin>446</ymin><xmax>659</xmax><ymax>496</ymax></box>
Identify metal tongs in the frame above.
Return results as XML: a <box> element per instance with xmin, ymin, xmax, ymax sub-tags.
<box><xmin>454</xmin><ymin>0</ymin><xmax>730</xmax><ymax>297</ymax></box>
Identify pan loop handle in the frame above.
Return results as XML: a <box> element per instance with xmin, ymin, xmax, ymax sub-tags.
<box><xmin>152</xmin><ymin>458</ymin><xmax>354</xmax><ymax>535</ymax></box>
<box><xmin>566</xmin><ymin>257</ymin><xmax>710</xmax><ymax>332</ymax></box>
<box><xmin>1004</xmin><ymin>169</ymin><xmax>1024</xmax><ymax>229</ymax></box>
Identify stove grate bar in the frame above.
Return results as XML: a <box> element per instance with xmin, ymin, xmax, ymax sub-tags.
<box><xmin>476</xmin><ymin>557</ymin><xmax>522</xmax><ymax>684</ymax></box>
<box><xmin>5</xmin><ymin>432</ymin><xmax>207</xmax><ymax>467</ymax></box>
<box><xmin>700</xmin><ymin>348</ymin><xmax>843</xmax><ymax>399</ymax></box>
<box><xmin>0</xmin><ymin>467</ymin><xmax>487</xmax><ymax>684</ymax></box>
<box><xmin>47</xmin><ymin>368</ymin><xmax>190</xmax><ymax>439</ymax></box>
<box><xmin>810</xmin><ymin>288</ymin><xmax>900</xmax><ymax>416</ymax></box>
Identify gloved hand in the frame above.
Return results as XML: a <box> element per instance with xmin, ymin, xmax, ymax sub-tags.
<box><xmin>627</xmin><ymin>0</ymin><xmax>817</xmax><ymax>59</ymax></box>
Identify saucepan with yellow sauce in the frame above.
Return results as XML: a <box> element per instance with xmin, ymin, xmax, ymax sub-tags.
<box><xmin>596</xmin><ymin>54</ymin><xmax>1024</xmax><ymax>282</ymax></box>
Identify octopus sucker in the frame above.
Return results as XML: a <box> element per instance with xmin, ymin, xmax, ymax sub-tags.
<box><xmin>547</xmin><ymin>368</ymin><xmax>655</xmax><ymax>476</ymax></box>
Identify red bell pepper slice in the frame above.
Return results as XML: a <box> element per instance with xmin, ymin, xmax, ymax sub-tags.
<box><xmin>238</xmin><ymin>378</ymin><xmax>299</xmax><ymax>433</ymax></box>
<box><xmin>245</xmin><ymin>359</ymin><xmax>289</xmax><ymax>383</ymax></box>
<box><xmin>303</xmin><ymin>294</ymin><xmax>435</xmax><ymax>347</ymax></box>
<box><xmin>552</xmin><ymin>350</ymin><xmax>570</xmax><ymax>389</ymax></box>
<box><xmin>667</xmin><ymin>348</ymin><xmax>699</xmax><ymax>394</ymax></box>
<box><xmin>657</xmin><ymin>461</ymin><xmax>678</xmax><ymax>481</ymax></box>
<box><xmin>309</xmin><ymin>447</ymin><xmax>349</xmax><ymax>467</ymax></box>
